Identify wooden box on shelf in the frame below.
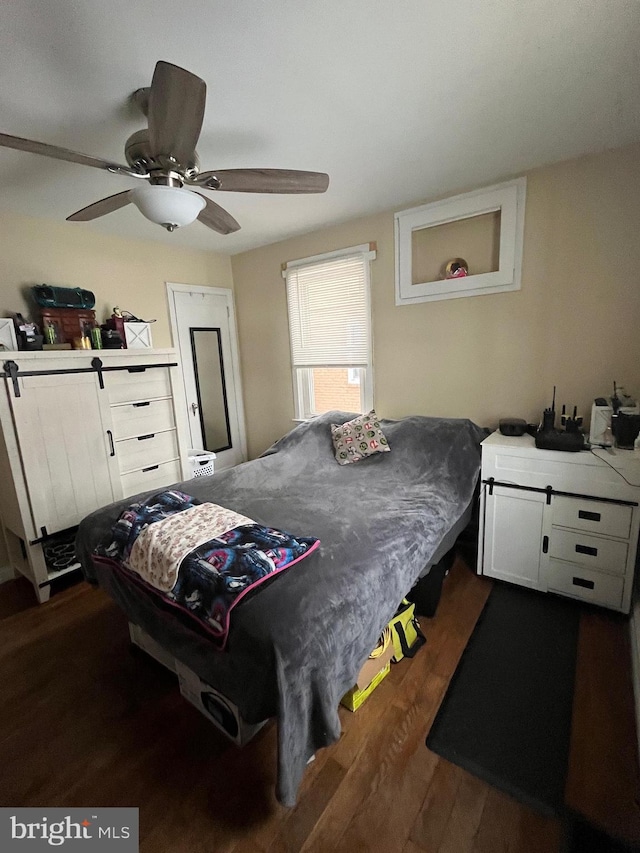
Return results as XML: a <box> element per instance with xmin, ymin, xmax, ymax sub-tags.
<box><xmin>40</xmin><ymin>307</ymin><xmax>96</xmax><ymax>345</ymax></box>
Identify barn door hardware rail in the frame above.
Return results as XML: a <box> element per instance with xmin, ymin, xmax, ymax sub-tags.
<box><xmin>1</xmin><ymin>359</ymin><xmax>177</xmax><ymax>398</ymax></box>
<box><xmin>483</xmin><ymin>477</ymin><xmax>637</xmax><ymax>508</ymax></box>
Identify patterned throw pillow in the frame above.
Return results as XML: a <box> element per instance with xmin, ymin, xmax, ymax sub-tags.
<box><xmin>331</xmin><ymin>410</ymin><xmax>391</xmax><ymax>465</ymax></box>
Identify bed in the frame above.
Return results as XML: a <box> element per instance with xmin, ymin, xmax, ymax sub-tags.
<box><xmin>76</xmin><ymin>410</ymin><xmax>486</xmax><ymax>806</ymax></box>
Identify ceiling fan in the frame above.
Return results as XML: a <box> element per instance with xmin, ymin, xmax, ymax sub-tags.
<box><xmin>0</xmin><ymin>61</ymin><xmax>330</xmax><ymax>235</ymax></box>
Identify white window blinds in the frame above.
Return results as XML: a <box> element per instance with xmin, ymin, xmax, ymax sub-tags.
<box><xmin>285</xmin><ymin>250</ymin><xmax>372</xmax><ymax>368</ymax></box>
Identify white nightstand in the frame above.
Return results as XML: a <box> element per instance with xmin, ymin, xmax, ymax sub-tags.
<box><xmin>477</xmin><ymin>431</ymin><xmax>640</xmax><ymax>613</ymax></box>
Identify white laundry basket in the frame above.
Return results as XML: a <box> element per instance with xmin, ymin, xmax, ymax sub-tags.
<box><xmin>188</xmin><ymin>449</ymin><xmax>216</xmax><ymax>478</ymax></box>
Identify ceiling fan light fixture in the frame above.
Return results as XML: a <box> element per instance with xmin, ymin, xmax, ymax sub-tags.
<box><xmin>131</xmin><ymin>185</ymin><xmax>205</xmax><ymax>230</ymax></box>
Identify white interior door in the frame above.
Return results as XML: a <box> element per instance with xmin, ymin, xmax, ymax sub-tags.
<box><xmin>167</xmin><ymin>284</ymin><xmax>246</xmax><ymax>470</ymax></box>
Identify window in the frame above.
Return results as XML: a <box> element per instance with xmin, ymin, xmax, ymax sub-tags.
<box><xmin>284</xmin><ymin>244</ymin><xmax>375</xmax><ymax>420</ymax></box>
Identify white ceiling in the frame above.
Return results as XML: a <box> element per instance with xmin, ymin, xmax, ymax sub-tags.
<box><xmin>1</xmin><ymin>0</ymin><xmax>639</xmax><ymax>255</ymax></box>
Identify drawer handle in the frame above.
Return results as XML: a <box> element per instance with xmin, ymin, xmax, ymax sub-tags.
<box><xmin>578</xmin><ymin>510</ymin><xmax>601</xmax><ymax>522</ymax></box>
<box><xmin>132</xmin><ymin>401</ymin><xmax>151</xmax><ymax>408</ymax></box>
<box><xmin>137</xmin><ymin>434</ymin><xmax>155</xmax><ymax>441</ymax></box>
<box><xmin>127</xmin><ymin>367</ymin><xmax>147</xmax><ymax>373</ymax></box>
<box><xmin>142</xmin><ymin>465</ymin><xmax>159</xmax><ymax>473</ymax></box>
<box><xmin>575</xmin><ymin>544</ymin><xmax>598</xmax><ymax>557</ymax></box>
<box><xmin>572</xmin><ymin>576</ymin><xmax>595</xmax><ymax>590</ymax></box>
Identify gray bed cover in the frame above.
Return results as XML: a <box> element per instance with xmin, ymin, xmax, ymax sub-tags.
<box><xmin>76</xmin><ymin>411</ymin><xmax>486</xmax><ymax>806</ymax></box>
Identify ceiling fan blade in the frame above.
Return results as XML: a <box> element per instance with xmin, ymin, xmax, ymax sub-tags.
<box><xmin>66</xmin><ymin>191</ymin><xmax>132</xmax><ymax>222</ymax></box>
<box><xmin>196</xmin><ymin>194</ymin><xmax>241</xmax><ymax>235</ymax></box>
<box><xmin>147</xmin><ymin>61</ymin><xmax>206</xmax><ymax>167</ymax></box>
<box><xmin>190</xmin><ymin>168</ymin><xmax>330</xmax><ymax>194</ymax></box>
<box><xmin>0</xmin><ymin>132</ymin><xmax>134</xmax><ymax>174</ymax></box>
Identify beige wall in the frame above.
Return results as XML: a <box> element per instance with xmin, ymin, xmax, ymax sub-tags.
<box><xmin>232</xmin><ymin>142</ymin><xmax>640</xmax><ymax>458</ymax></box>
<box><xmin>0</xmin><ymin>211</ymin><xmax>233</xmax><ymax>569</ymax></box>
<box><xmin>0</xmin><ymin>211</ymin><xmax>233</xmax><ymax>347</ymax></box>
<box><xmin>412</xmin><ymin>210</ymin><xmax>500</xmax><ymax>283</ymax></box>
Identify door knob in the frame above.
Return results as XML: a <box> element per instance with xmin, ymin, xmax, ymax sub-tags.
<box><xmin>191</xmin><ymin>402</ymin><xmax>199</xmax><ymax>415</ymax></box>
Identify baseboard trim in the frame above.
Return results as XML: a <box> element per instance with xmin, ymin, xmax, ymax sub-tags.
<box><xmin>631</xmin><ymin>599</ymin><xmax>640</xmax><ymax>764</ymax></box>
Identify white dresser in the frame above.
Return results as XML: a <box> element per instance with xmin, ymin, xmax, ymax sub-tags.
<box><xmin>0</xmin><ymin>349</ymin><xmax>190</xmax><ymax>602</ymax></box>
<box><xmin>478</xmin><ymin>431</ymin><xmax>640</xmax><ymax>613</ymax></box>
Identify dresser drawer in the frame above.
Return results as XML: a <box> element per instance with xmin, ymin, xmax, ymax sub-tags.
<box><xmin>549</xmin><ymin>528</ymin><xmax>628</xmax><ymax>576</ymax></box>
<box><xmin>547</xmin><ymin>559</ymin><xmax>624</xmax><ymax>610</ymax></box>
<box><xmin>117</xmin><ymin>429</ymin><xmax>179</xmax><ymax>474</ymax></box>
<box><xmin>110</xmin><ymin>398</ymin><xmax>176</xmax><ymax>440</ymax></box>
<box><xmin>120</xmin><ymin>459</ymin><xmax>183</xmax><ymax>499</ymax></box>
<box><xmin>105</xmin><ymin>367</ymin><xmax>172</xmax><ymax>405</ymax></box>
<box><xmin>551</xmin><ymin>495</ymin><xmax>632</xmax><ymax>539</ymax></box>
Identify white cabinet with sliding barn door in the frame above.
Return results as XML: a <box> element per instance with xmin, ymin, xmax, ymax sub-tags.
<box><xmin>0</xmin><ymin>350</ymin><xmax>189</xmax><ymax>603</ymax></box>
<box><xmin>478</xmin><ymin>432</ymin><xmax>640</xmax><ymax>613</ymax></box>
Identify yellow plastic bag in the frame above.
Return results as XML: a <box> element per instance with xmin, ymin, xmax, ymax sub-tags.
<box><xmin>390</xmin><ymin>598</ymin><xmax>426</xmax><ymax>662</ymax></box>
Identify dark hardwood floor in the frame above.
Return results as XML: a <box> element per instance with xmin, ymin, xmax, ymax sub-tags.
<box><xmin>0</xmin><ymin>560</ymin><xmax>638</xmax><ymax>852</ymax></box>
